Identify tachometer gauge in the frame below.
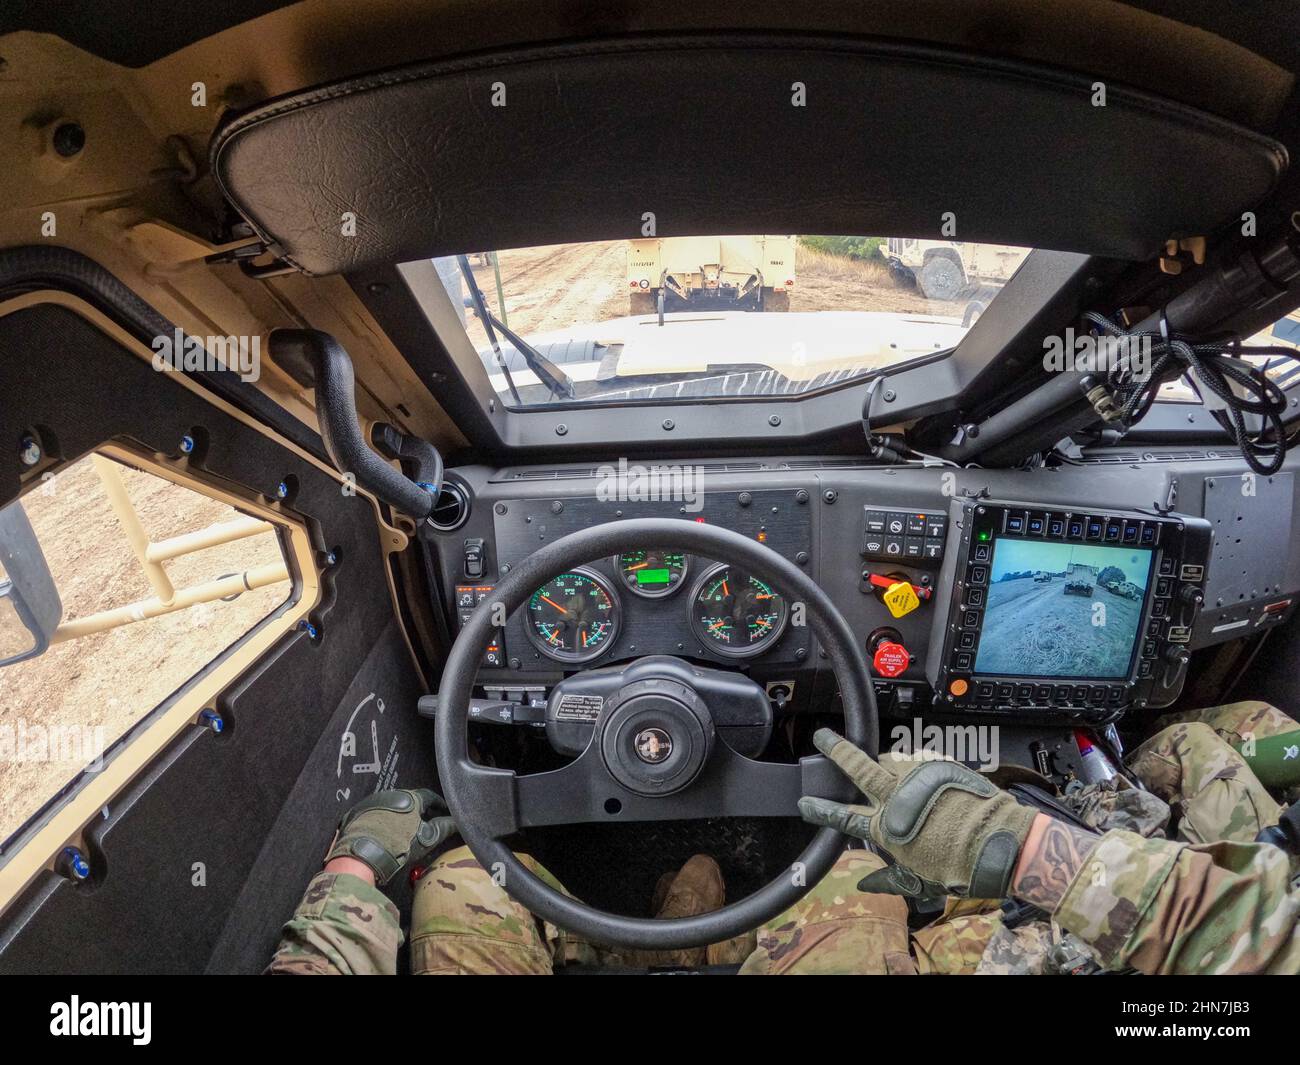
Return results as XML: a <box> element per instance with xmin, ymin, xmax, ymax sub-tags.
<box><xmin>689</xmin><ymin>563</ymin><xmax>789</xmax><ymax>658</ymax></box>
<box><xmin>525</xmin><ymin>567</ymin><xmax>621</xmax><ymax>663</ymax></box>
<box><xmin>615</xmin><ymin>550</ymin><xmax>689</xmax><ymax>599</ymax></box>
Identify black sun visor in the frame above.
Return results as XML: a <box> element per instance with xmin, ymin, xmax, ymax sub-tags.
<box><xmin>211</xmin><ymin>34</ymin><xmax>1288</xmax><ymax>276</ymax></box>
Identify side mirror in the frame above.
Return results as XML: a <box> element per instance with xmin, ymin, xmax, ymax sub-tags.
<box><xmin>0</xmin><ymin>500</ymin><xmax>62</xmax><ymax>666</ymax></box>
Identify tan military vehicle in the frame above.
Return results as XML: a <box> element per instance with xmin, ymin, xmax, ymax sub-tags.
<box><xmin>627</xmin><ymin>235</ymin><xmax>795</xmax><ymax>313</ymax></box>
<box><xmin>883</xmin><ymin>238</ymin><xmax>1029</xmax><ymax>305</ymax></box>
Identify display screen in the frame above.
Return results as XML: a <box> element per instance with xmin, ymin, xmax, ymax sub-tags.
<box><xmin>637</xmin><ymin>568</ymin><xmax>672</xmax><ymax>585</ymax></box>
<box><xmin>973</xmin><ymin>539</ymin><xmax>1154</xmax><ymax>679</ymax></box>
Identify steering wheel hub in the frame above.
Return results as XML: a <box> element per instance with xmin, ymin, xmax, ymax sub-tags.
<box><xmin>599</xmin><ymin>679</ymin><xmax>713</xmax><ymax>796</ymax></box>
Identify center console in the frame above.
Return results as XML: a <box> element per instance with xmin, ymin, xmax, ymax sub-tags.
<box><xmin>926</xmin><ymin>499</ymin><xmax>1211</xmax><ymax>723</ymax></box>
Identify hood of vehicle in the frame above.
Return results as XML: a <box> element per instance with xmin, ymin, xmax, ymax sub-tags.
<box><xmin>487</xmin><ymin>310</ymin><xmax>966</xmax><ymax>386</ymax></box>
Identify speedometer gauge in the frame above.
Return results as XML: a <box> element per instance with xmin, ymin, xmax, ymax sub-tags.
<box><xmin>525</xmin><ymin>567</ymin><xmax>621</xmax><ymax>663</ymax></box>
<box><xmin>689</xmin><ymin>563</ymin><xmax>789</xmax><ymax>658</ymax></box>
<box><xmin>616</xmin><ymin>550</ymin><xmax>688</xmax><ymax>598</ymax></box>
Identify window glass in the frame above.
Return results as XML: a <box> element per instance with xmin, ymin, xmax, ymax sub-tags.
<box><xmin>0</xmin><ymin>453</ymin><xmax>293</xmax><ymax>843</ymax></box>
<box><xmin>413</xmin><ymin>235</ymin><xmax>1031</xmax><ymax>408</ymax></box>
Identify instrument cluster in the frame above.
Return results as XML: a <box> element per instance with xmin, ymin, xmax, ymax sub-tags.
<box><xmin>523</xmin><ymin>551</ymin><xmax>790</xmax><ymax>664</ymax></box>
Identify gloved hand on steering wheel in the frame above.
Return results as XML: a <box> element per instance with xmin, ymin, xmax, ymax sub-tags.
<box><xmin>799</xmin><ymin>729</ymin><xmax>1037</xmax><ymax>899</ymax></box>
<box><xmin>326</xmin><ymin>788</ymin><xmax>457</xmax><ymax>886</ymax></box>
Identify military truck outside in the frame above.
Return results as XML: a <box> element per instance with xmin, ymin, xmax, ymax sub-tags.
<box><xmin>627</xmin><ymin>235</ymin><xmax>795</xmax><ymax>314</ymax></box>
<box><xmin>883</xmin><ymin>239</ymin><xmax>1029</xmax><ymax>315</ymax></box>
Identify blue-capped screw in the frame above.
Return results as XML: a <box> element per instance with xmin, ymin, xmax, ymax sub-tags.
<box><xmin>276</xmin><ymin>481</ymin><xmax>289</xmax><ymax>499</ymax></box>
<box><xmin>325</xmin><ymin>550</ymin><xmax>338</xmax><ymax>566</ymax></box>
<box><xmin>19</xmin><ymin>436</ymin><xmax>41</xmax><ymax>466</ymax></box>
<box><xmin>179</xmin><ymin>435</ymin><xmax>195</xmax><ymax>455</ymax></box>
<box><xmin>199</xmin><ymin>710</ymin><xmax>224</xmax><ymax>734</ymax></box>
<box><xmin>59</xmin><ymin>846</ymin><xmax>91</xmax><ymax>881</ymax></box>
<box><xmin>299</xmin><ymin>619</ymin><xmax>318</xmax><ymax>639</ymax></box>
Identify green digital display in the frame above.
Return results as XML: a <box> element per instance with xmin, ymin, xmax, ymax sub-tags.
<box><xmin>636</xmin><ymin>568</ymin><xmax>672</xmax><ymax>585</ymax></box>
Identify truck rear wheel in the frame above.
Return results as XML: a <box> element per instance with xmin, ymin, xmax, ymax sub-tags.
<box><xmin>918</xmin><ymin>256</ymin><xmax>964</xmax><ymax>302</ymax></box>
<box><xmin>629</xmin><ymin>291</ymin><xmax>655</xmax><ymax>315</ymax></box>
<box><xmin>762</xmin><ymin>288</ymin><xmax>790</xmax><ymax>312</ymax></box>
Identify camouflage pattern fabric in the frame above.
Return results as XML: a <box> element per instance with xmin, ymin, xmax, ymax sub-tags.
<box><xmin>1129</xmin><ymin>721</ymin><xmax>1284</xmax><ymax>844</ymax></box>
<box><xmin>738</xmin><ymin>850</ymin><xmax>917</xmax><ymax>974</ymax></box>
<box><xmin>891</xmin><ymin>701</ymin><xmax>1296</xmax><ymax>975</ymax></box>
<box><xmin>1052</xmin><ymin>828</ymin><xmax>1300</xmax><ymax>974</ymax></box>
<box><xmin>910</xmin><ymin>899</ymin><xmax>1003</xmax><ymax>974</ymax></box>
<box><xmin>974</xmin><ymin>918</ymin><xmax>1103</xmax><ymax>975</ymax></box>
<box><xmin>270</xmin><ymin>701</ymin><xmax>1297</xmax><ymax>975</ymax></box>
<box><xmin>266</xmin><ymin>871</ymin><xmax>403</xmax><ymax>975</ymax></box>
<box><xmin>410</xmin><ymin>845</ymin><xmax>622</xmax><ymax>974</ymax></box>
<box><xmin>1063</xmin><ymin>778</ymin><xmax>1170</xmax><ymax>838</ymax></box>
<box><xmin>1150</xmin><ymin>699</ymin><xmax>1300</xmax><ymax>804</ymax></box>
<box><xmin>411</xmin><ymin>846</ymin><xmax>750</xmax><ymax>973</ymax></box>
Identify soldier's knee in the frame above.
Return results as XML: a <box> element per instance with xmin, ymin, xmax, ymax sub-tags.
<box><xmin>1197</xmin><ymin>700</ymin><xmax>1297</xmax><ymax>743</ymax></box>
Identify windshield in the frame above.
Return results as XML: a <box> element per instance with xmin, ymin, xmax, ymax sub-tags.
<box><xmin>414</xmin><ymin>236</ymin><xmax>1031</xmax><ymax>408</ymax></box>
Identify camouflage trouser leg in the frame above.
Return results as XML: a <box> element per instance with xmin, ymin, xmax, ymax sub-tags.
<box><xmin>409</xmin><ymin>845</ymin><xmax>621</xmax><ymax>974</ymax></box>
<box><xmin>738</xmin><ymin>850</ymin><xmax>917</xmax><ymax>974</ymax></box>
<box><xmin>1128</xmin><ymin>700</ymin><xmax>1293</xmax><ymax>845</ymax></box>
<box><xmin>909</xmin><ymin>900</ymin><xmax>1005</xmax><ymax>974</ymax></box>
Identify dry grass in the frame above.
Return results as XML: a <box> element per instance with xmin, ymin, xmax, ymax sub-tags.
<box><xmin>794</xmin><ymin>243</ymin><xmax>893</xmax><ymax>287</ymax></box>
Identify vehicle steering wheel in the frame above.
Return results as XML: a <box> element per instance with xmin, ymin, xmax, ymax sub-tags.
<box><xmin>435</xmin><ymin>517</ymin><xmax>877</xmax><ymax>950</ymax></box>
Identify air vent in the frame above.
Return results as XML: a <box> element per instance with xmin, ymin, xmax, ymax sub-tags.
<box><xmin>427</xmin><ymin>481</ymin><xmax>470</xmax><ymax>531</ymax></box>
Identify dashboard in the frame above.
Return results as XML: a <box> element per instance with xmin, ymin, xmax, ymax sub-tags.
<box><xmin>430</xmin><ymin>455</ymin><xmax>1300</xmax><ymax>731</ymax></box>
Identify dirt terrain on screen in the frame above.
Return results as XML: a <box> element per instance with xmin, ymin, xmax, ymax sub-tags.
<box><xmin>463</xmin><ymin>240</ymin><xmax>961</xmax><ymax>342</ymax></box>
<box><xmin>976</xmin><ymin>575</ymin><xmax>1142</xmax><ymax>678</ymax></box>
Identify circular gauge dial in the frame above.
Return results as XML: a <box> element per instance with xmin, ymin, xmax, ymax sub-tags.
<box><xmin>690</xmin><ymin>564</ymin><xmax>789</xmax><ymax>658</ymax></box>
<box><xmin>525</xmin><ymin>568</ymin><xmax>621</xmax><ymax>663</ymax></box>
<box><xmin>616</xmin><ymin>550</ymin><xmax>689</xmax><ymax>599</ymax></box>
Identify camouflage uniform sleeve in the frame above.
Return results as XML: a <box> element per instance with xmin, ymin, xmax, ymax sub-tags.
<box><xmin>266</xmin><ymin>871</ymin><xmax>403</xmax><ymax>975</ymax></box>
<box><xmin>1052</xmin><ymin>828</ymin><xmax>1300</xmax><ymax>974</ymax></box>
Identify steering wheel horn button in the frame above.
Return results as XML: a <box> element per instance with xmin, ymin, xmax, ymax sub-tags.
<box><xmin>599</xmin><ymin>679</ymin><xmax>714</xmax><ymax>796</ymax></box>
<box><xmin>634</xmin><ymin>727</ymin><xmax>674</xmax><ymax>764</ymax></box>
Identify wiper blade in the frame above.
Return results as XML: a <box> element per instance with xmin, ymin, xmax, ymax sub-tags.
<box><xmin>457</xmin><ymin>254</ymin><xmax>576</xmax><ymax>401</ymax></box>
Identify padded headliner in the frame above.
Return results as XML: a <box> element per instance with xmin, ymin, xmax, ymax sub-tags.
<box><xmin>213</xmin><ymin>34</ymin><xmax>1287</xmax><ymax>275</ymax></box>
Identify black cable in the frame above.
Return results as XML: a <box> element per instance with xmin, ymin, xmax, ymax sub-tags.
<box><xmin>1082</xmin><ymin>311</ymin><xmax>1300</xmax><ymax>474</ymax></box>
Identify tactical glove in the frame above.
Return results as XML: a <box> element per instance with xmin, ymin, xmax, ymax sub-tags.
<box><xmin>799</xmin><ymin>729</ymin><xmax>1037</xmax><ymax>899</ymax></box>
<box><xmin>326</xmin><ymin>788</ymin><xmax>457</xmax><ymax>885</ymax></box>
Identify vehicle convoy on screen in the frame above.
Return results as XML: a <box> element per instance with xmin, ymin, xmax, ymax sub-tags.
<box><xmin>627</xmin><ymin>235</ymin><xmax>796</xmax><ymax>314</ymax></box>
<box><xmin>2</xmin><ymin>3</ymin><xmax>1300</xmax><ymax>982</ymax></box>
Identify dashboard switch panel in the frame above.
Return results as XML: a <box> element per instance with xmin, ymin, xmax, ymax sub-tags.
<box><xmin>863</xmin><ymin>507</ymin><xmax>947</xmax><ymax>563</ymax></box>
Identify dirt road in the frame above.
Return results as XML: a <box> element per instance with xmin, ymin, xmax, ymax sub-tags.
<box><xmin>976</xmin><ymin>575</ymin><xmax>1143</xmax><ymax>678</ymax></box>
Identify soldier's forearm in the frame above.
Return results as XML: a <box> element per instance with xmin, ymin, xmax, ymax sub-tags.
<box><xmin>325</xmin><ymin>855</ymin><xmax>377</xmax><ymax>885</ymax></box>
<box><xmin>1010</xmin><ymin>814</ymin><xmax>1099</xmax><ymax>909</ymax></box>
<box><xmin>1049</xmin><ymin>828</ymin><xmax>1300</xmax><ymax>974</ymax></box>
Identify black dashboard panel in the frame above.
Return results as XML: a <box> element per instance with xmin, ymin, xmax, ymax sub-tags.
<box><xmin>430</xmin><ymin>454</ymin><xmax>1300</xmax><ymax>724</ymax></box>
<box><xmin>489</xmin><ymin>489</ymin><xmax>813</xmax><ymax>672</ymax></box>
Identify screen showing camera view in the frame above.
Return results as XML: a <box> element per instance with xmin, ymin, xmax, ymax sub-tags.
<box><xmin>973</xmin><ymin>539</ymin><xmax>1154</xmax><ymax>679</ymax></box>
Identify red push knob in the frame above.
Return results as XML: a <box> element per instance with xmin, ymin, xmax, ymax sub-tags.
<box><xmin>872</xmin><ymin>639</ymin><xmax>910</xmax><ymax>678</ymax></box>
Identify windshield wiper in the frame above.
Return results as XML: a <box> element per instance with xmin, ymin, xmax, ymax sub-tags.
<box><xmin>457</xmin><ymin>254</ymin><xmax>576</xmax><ymax>401</ymax></box>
